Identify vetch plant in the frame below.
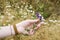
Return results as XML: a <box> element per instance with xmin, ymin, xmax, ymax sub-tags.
<box><xmin>35</xmin><ymin>12</ymin><xmax>45</xmax><ymax>22</ymax></box>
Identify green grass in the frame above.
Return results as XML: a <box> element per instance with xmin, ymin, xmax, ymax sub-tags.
<box><xmin>1</xmin><ymin>18</ymin><xmax>60</xmax><ymax>40</ymax></box>
<box><xmin>0</xmin><ymin>0</ymin><xmax>60</xmax><ymax>40</ymax></box>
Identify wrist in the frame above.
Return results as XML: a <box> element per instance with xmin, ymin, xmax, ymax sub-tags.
<box><xmin>10</xmin><ymin>25</ymin><xmax>15</xmax><ymax>35</ymax></box>
<box><xmin>13</xmin><ymin>24</ymin><xmax>19</xmax><ymax>35</ymax></box>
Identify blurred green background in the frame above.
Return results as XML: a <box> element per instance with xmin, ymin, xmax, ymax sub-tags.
<box><xmin>0</xmin><ymin>0</ymin><xmax>60</xmax><ymax>40</ymax></box>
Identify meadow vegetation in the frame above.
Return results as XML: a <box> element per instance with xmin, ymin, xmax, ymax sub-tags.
<box><xmin>0</xmin><ymin>0</ymin><xmax>60</xmax><ymax>40</ymax></box>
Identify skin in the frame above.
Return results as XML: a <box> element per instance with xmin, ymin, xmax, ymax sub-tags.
<box><xmin>16</xmin><ymin>19</ymin><xmax>44</xmax><ymax>35</ymax></box>
<box><xmin>0</xmin><ymin>19</ymin><xmax>44</xmax><ymax>38</ymax></box>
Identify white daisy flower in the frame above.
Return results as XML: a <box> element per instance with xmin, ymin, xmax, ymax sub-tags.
<box><xmin>3</xmin><ymin>24</ymin><xmax>6</xmax><ymax>26</ymax></box>
<box><xmin>11</xmin><ymin>15</ymin><xmax>15</xmax><ymax>18</ymax></box>
<box><xmin>53</xmin><ymin>21</ymin><xmax>56</xmax><ymax>23</ymax></box>
<box><xmin>32</xmin><ymin>11</ymin><xmax>35</xmax><ymax>14</ymax></box>
<box><xmin>30</xmin><ymin>10</ymin><xmax>33</xmax><ymax>13</ymax></box>
<box><xmin>23</xmin><ymin>16</ymin><xmax>27</xmax><ymax>18</ymax></box>
<box><xmin>17</xmin><ymin>6</ymin><xmax>20</xmax><ymax>8</ymax></box>
<box><xmin>6</xmin><ymin>5</ymin><xmax>11</xmax><ymax>8</ymax></box>
<box><xmin>54</xmin><ymin>20</ymin><xmax>57</xmax><ymax>22</ymax></box>
<box><xmin>9</xmin><ymin>15</ymin><xmax>15</xmax><ymax>20</ymax></box>
<box><xmin>49</xmin><ymin>20</ymin><xmax>53</xmax><ymax>22</ymax></box>
<box><xmin>27</xmin><ymin>10</ymin><xmax>30</xmax><ymax>12</ymax></box>
<box><xmin>21</xmin><ymin>16</ymin><xmax>24</xmax><ymax>18</ymax></box>
<box><xmin>31</xmin><ymin>16</ymin><xmax>34</xmax><ymax>19</ymax></box>
<box><xmin>6</xmin><ymin>20</ymin><xmax>10</xmax><ymax>22</ymax></box>
<box><xmin>8</xmin><ymin>24</ymin><xmax>11</xmax><ymax>26</ymax></box>
<box><xmin>43</xmin><ymin>22</ymin><xmax>48</xmax><ymax>24</ymax></box>
<box><xmin>29</xmin><ymin>5</ymin><xmax>32</xmax><ymax>9</ymax></box>
<box><xmin>7</xmin><ymin>13</ymin><xmax>11</xmax><ymax>16</ymax></box>
<box><xmin>6</xmin><ymin>11</ymin><xmax>9</xmax><ymax>14</ymax></box>
<box><xmin>23</xmin><ymin>2</ymin><xmax>25</xmax><ymax>5</ymax></box>
<box><xmin>24</xmin><ymin>12</ymin><xmax>27</xmax><ymax>15</ymax></box>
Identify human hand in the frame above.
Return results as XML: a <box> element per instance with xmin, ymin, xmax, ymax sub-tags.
<box><xmin>16</xmin><ymin>19</ymin><xmax>43</xmax><ymax>35</ymax></box>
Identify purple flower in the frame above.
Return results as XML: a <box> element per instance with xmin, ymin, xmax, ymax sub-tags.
<box><xmin>35</xmin><ymin>12</ymin><xmax>42</xmax><ymax>21</ymax></box>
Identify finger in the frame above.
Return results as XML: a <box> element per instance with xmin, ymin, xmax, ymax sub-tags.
<box><xmin>29</xmin><ymin>29</ymin><xmax>34</xmax><ymax>35</ymax></box>
<box><xmin>29</xmin><ymin>19</ymin><xmax>40</xmax><ymax>23</ymax></box>
<box><xmin>34</xmin><ymin>22</ymin><xmax>43</xmax><ymax>30</ymax></box>
<box><xmin>40</xmin><ymin>22</ymin><xmax>44</xmax><ymax>24</ymax></box>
